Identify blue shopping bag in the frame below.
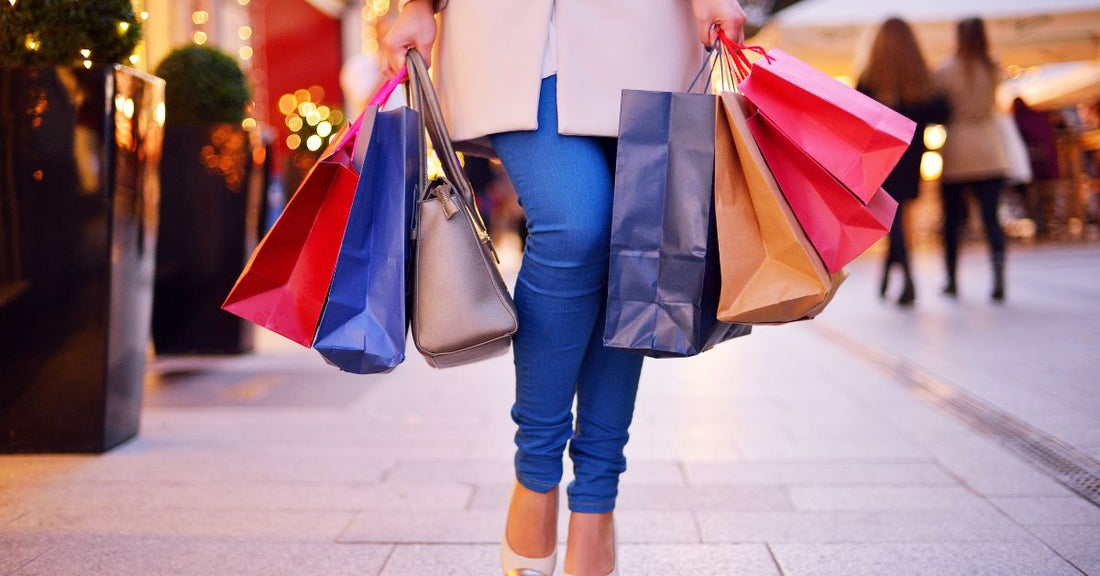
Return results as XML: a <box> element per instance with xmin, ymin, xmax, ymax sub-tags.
<box><xmin>313</xmin><ymin>104</ymin><xmax>419</xmax><ymax>373</ymax></box>
<box><xmin>604</xmin><ymin>89</ymin><xmax>751</xmax><ymax>358</ymax></box>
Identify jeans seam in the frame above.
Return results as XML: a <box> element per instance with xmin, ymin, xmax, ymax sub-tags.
<box><xmin>516</xmin><ymin>473</ymin><xmax>558</xmax><ymax>490</ymax></box>
<box><xmin>568</xmin><ymin>497</ymin><xmax>616</xmax><ymax>506</ymax></box>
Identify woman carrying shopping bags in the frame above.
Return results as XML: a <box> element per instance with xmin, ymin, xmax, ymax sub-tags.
<box><xmin>934</xmin><ymin>17</ymin><xmax>1010</xmax><ymax>301</ymax></box>
<box><xmin>857</xmin><ymin>18</ymin><xmax>949</xmax><ymax>306</ymax></box>
<box><xmin>382</xmin><ymin>1</ymin><xmax>746</xmax><ymax>574</ymax></box>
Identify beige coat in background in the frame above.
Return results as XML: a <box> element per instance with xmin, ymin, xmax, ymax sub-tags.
<box><xmin>933</xmin><ymin>56</ymin><xmax>1009</xmax><ymax>183</ymax></box>
<box><xmin>430</xmin><ymin>0</ymin><xmax>707</xmax><ymax>143</ymax></box>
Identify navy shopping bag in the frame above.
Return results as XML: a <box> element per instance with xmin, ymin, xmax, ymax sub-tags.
<box><xmin>313</xmin><ymin>104</ymin><xmax>419</xmax><ymax>373</ymax></box>
<box><xmin>604</xmin><ymin>90</ymin><xmax>751</xmax><ymax>358</ymax></box>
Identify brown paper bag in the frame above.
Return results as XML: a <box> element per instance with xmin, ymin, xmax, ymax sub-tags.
<box><xmin>714</xmin><ymin>91</ymin><xmax>838</xmax><ymax>324</ymax></box>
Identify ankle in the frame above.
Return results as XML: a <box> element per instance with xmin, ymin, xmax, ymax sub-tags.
<box><xmin>564</xmin><ymin>511</ymin><xmax>616</xmax><ymax>575</ymax></box>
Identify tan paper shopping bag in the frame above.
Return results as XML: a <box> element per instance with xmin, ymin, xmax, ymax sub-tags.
<box><xmin>714</xmin><ymin>91</ymin><xmax>837</xmax><ymax>324</ymax></box>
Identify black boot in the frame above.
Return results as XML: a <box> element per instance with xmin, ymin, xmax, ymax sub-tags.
<box><xmin>898</xmin><ymin>266</ymin><xmax>916</xmax><ymax>306</ymax></box>
<box><xmin>992</xmin><ymin>253</ymin><xmax>1006</xmax><ymax>302</ymax></box>
<box><xmin>942</xmin><ymin>276</ymin><xmax>957</xmax><ymax>297</ymax></box>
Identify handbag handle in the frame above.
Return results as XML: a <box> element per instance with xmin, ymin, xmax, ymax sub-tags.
<box><xmin>404</xmin><ymin>49</ymin><xmax>498</xmax><ymax>261</ymax></box>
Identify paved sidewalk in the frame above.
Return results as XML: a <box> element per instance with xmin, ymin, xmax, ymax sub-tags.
<box><xmin>2</xmin><ymin>245</ymin><xmax>1098</xmax><ymax>575</ymax></box>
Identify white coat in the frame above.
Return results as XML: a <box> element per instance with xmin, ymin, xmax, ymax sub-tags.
<box><xmin>428</xmin><ymin>0</ymin><xmax>707</xmax><ymax>143</ymax></box>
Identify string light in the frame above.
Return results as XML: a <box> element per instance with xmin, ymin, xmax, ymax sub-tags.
<box><xmin>118</xmin><ymin>21</ymin><xmax>131</xmax><ymax>34</ymax></box>
<box><xmin>362</xmin><ymin>0</ymin><xmax>392</xmax><ymax>54</ymax></box>
<box><xmin>279</xmin><ymin>89</ymin><xmax>345</xmax><ymax>153</ymax></box>
<box><xmin>193</xmin><ymin>31</ymin><xmax>207</xmax><ymax>45</ymax></box>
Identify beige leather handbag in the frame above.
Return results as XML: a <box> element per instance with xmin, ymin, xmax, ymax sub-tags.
<box><xmin>406</xmin><ymin>50</ymin><xmax>518</xmax><ymax>368</ymax></box>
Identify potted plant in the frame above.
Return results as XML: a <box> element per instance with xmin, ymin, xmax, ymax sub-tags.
<box><xmin>151</xmin><ymin>45</ymin><xmax>261</xmax><ymax>355</ymax></box>
<box><xmin>0</xmin><ymin>0</ymin><xmax>164</xmax><ymax>452</ymax></box>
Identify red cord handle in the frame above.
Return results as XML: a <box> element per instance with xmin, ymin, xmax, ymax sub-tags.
<box><xmin>717</xmin><ymin>31</ymin><xmax>773</xmax><ymax>83</ymax></box>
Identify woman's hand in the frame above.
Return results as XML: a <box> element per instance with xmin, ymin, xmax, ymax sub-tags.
<box><xmin>381</xmin><ymin>0</ymin><xmax>437</xmax><ymax>77</ymax></box>
<box><xmin>691</xmin><ymin>0</ymin><xmax>747</xmax><ymax>48</ymax></box>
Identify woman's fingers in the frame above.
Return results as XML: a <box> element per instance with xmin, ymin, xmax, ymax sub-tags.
<box><xmin>693</xmin><ymin>0</ymin><xmax>748</xmax><ymax>47</ymax></box>
<box><xmin>380</xmin><ymin>2</ymin><xmax>437</xmax><ymax>78</ymax></box>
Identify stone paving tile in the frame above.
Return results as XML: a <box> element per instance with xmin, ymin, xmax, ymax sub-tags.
<box><xmin>382</xmin><ymin>542</ymin><xmax>782</xmax><ymax>575</ymax></box>
<box><xmin>139</xmin><ymin>411</ymin><xmax>493</xmax><ymax>442</ymax></box>
<box><xmin>468</xmin><ymin>483</ymin><xmax>793</xmax><ymax>512</ymax></box>
<box><xmin>5</xmin><ymin>508</ymin><xmax>355</xmax><ymax>543</ymax></box>
<box><xmin>383</xmin><ymin>459</ymin><xmax>516</xmax><ymax>485</ymax></box>
<box><xmin>769</xmin><ymin>542</ymin><xmax>1082</xmax><ymax>576</ymax></box>
<box><xmin>385</xmin><ymin>458</ymin><xmax>684</xmax><ymax>486</ymax></box>
<box><xmin>339</xmin><ymin>508</ymin><xmax>699</xmax><ymax>545</ymax></box>
<box><xmin>10</xmin><ymin>538</ymin><xmax>392</xmax><ymax>576</ymax></box>
<box><xmin>785</xmin><ymin>485</ymin><xmax>991</xmax><ymax>512</ymax></box>
<box><xmin>989</xmin><ymin>496</ymin><xmax>1100</xmax><ymax>527</ymax></box>
<box><xmin>921</xmin><ymin>438</ymin><xmax>1076</xmax><ymax>497</ymax></box>
<box><xmin>733</xmin><ymin>434</ymin><xmax>931</xmax><ymax>461</ymax></box>
<box><xmin>38</xmin><ymin>444</ymin><xmax>394</xmax><ymax>485</ymax></box>
<box><xmin>380</xmin><ymin>544</ymin><xmax>498</xmax><ymax>575</ymax></box>
<box><xmin>622</xmin><ymin>434</ymin><xmax>745</xmax><ymax>461</ymax></box>
<box><xmin>0</xmin><ymin>455</ymin><xmax>98</xmax><ymax>485</ymax></box>
<box><xmin>0</xmin><ymin>541</ymin><xmax>52</xmax><ymax>576</ymax></box>
<box><xmin>339</xmin><ymin>509</ymin><xmax>504</xmax><ymax>543</ymax></box>
<box><xmin>696</xmin><ymin>509</ymin><xmax>1035</xmax><ymax>543</ymax></box>
<box><xmin>1030</xmin><ymin>525</ymin><xmax>1100</xmax><ymax>576</ymax></box>
<box><xmin>617</xmin><ymin>544</ymin><xmax>780</xmax><ymax>575</ymax></box>
<box><xmin>683</xmin><ymin>461</ymin><xmax>954</xmax><ymax>486</ymax></box>
<box><xmin>13</xmin><ymin>481</ymin><xmax>473</xmax><ymax>512</ymax></box>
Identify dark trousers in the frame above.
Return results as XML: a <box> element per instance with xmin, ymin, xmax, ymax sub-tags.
<box><xmin>941</xmin><ymin>178</ymin><xmax>1006</xmax><ymax>281</ymax></box>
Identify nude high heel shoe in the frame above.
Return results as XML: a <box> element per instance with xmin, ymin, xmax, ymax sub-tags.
<box><xmin>502</xmin><ymin>482</ymin><xmax>558</xmax><ymax>576</ymax></box>
<box><xmin>501</xmin><ymin>531</ymin><xmax>557</xmax><ymax>576</ymax></box>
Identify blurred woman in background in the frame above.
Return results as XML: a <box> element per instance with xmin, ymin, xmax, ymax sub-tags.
<box><xmin>934</xmin><ymin>17</ymin><xmax>1009</xmax><ymax>301</ymax></box>
<box><xmin>858</xmin><ymin>18</ymin><xmax>949</xmax><ymax>306</ymax></box>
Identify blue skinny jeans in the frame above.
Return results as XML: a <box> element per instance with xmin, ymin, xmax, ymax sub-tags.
<box><xmin>490</xmin><ymin>76</ymin><xmax>644</xmax><ymax>514</ymax></box>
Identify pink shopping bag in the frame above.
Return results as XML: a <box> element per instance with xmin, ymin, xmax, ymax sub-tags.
<box><xmin>738</xmin><ymin>47</ymin><xmax>916</xmax><ymax>204</ymax></box>
<box><xmin>747</xmin><ymin>107</ymin><xmax>897</xmax><ymax>273</ymax></box>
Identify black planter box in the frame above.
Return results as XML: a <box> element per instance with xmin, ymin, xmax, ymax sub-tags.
<box><xmin>0</xmin><ymin>65</ymin><xmax>164</xmax><ymax>453</ymax></box>
<box><xmin>153</xmin><ymin>124</ymin><xmax>261</xmax><ymax>355</ymax></box>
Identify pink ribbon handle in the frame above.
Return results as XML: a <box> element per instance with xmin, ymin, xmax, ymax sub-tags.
<box><xmin>328</xmin><ymin>67</ymin><xmax>408</xmax><ymax>153</ymax></box>
<box><xmin>369</xmin><ymin>66</ymin><xmax>408</xmax><ymax>107</ymax></box>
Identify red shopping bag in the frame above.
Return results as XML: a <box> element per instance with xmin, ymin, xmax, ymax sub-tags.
<box><xmin>747</xmin><ymin>108</ymin><xmax>897</xmax><ymax>273</ymax></box>
<box><xmin>221</xmin><ymin>116</ymin><xmax>363</xmax><ymax>347</ymax></box>
<box><xmin>738</xmin><ymin>47</ymin><xmax>916</xmax><ymax>204</ymax></box>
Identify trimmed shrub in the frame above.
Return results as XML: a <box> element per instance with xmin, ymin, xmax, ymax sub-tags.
<box><xmin>154</xmin><ymin>45</ymin><xmax>251</xmax><ymax>127</ymax></box>
<box><xmin>0</xmin><ymin>0</ymin><xmax>143</xmax><ymax>67</ymax></box>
